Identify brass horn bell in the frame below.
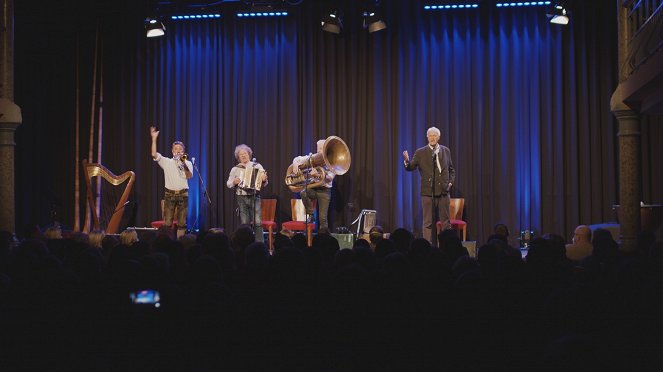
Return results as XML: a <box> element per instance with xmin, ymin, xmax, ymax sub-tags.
<box><xmin>285</xmin><ymin>136</ymin><xmax>351</xmax><ymax>193</ymax></box>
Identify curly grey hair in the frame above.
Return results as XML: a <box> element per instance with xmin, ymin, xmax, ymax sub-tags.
<box><xmin>234</xmin><ymin>144</ymin><xmax>253</xmax><ymax>161</ymax></box>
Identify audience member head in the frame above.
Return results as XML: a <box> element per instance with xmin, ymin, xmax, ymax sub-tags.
<box><xmin>571</xmin><ymin>225</ymin><xmax>592</xmax><ymax>245</ymax></box>
<box><xmin>374</xmin><ymin>238</ymin><xmax>397</xmax><ymax>259</ymax></box>
<box><xmin>494</xmin><ymin>223</ymin><xmax>510</xmax><ymax>239</ymax></box>
<box><xmin>313</xmin><ymin>232</ymin><xmax>340</xmax><ymax>266</ymax></box>
<box><xmin>178</xmin><ymin>233</ymin><xmax>198</xmax><ymax>251</ymax></box>
<box><xmin>44</xmin><ymin>225</ymin><xmax>62</xmax><ymax>240</ymax></box>
<box><xmin>591</xmin><ymin>228</ymin><xmax>613</xmax><ymax>244</ymax></box>
<box><xmin>273</xmin><ymin>233</ymin><xmax>294</xmax><ymax>254</ymax></box>
<box><xmin>291</xmin><ymin>233</ymin><xmax>308</xmax><ymax>251</ymax></box>
<box><xmin>88</xmin><ymin>230</ymin><xmax>105</xmax><ymax>249</ymax></box>
<box><xmin>389</xmin><ymin>227</ymin><xmax>414</xmax><ymax>253</ymax></box>
<box><xmin>232</xmin><ymin>225</ymin><xmax>255</xmax><ymax>248</ymax></box>
<box><xmin>244</xmin><ymin>241</ymin><xmax>270</xmax><ymax>270</ymax></box>
<box><xmin>369</xmin><ymin>225</ymin><xmax>384</xmax><ymax>248</ymax></box>
<box><xmin>119</xmin><ymin>228</ymin><xmax>139</xmax><ymax>246</ymax></box>
<box><xmin>352</xmin><ymin>242</ymin><xmax>376</xmax><ymax>271</ymax></box>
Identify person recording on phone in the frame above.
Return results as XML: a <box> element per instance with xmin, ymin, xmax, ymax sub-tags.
<box><xmin>150</xmin><ymin>126</ymin><xmax>193</xmax><ymax>239</ymax></box>
<box><xmin>403</xmin><ymin>126</ymin><xmax>455</xmax><ymax>245</ymax></box>
<box><xmin>226</xmin><ymin>144</ymin><xmax>268</xmax><ymax>243</ymax></box>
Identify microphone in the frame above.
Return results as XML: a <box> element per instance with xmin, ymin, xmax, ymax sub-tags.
<box><xmin>191</xmin><ymin>157</ymin><xmax>196</xmax><ymax>165</ymax></box>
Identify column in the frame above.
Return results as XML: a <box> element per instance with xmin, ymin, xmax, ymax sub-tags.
<box><xmin>613</xmin><ymin>108</ymin><xmax>641</xmax><ymax>252</ymax></box>
<box><xmin>0</xmin><ymin>0</ymin><xmax>21</xmax><ymax>234</ymax></box>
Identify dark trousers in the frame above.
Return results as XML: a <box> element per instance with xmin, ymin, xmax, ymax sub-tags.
<box><xmin>301</xmin><ymin>186</ymin><xmax>331</xmax><ymax>230</ymax></box>
<box><xmin>422</xmin><ymin>194</ymin><xmax>450</xmax><ymax>245</ymax></box>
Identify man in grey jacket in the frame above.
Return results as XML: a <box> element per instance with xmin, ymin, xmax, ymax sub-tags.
<box><xmin>403</xmin><ymin>126</ymin><xmax>456</xmax><ymax>245</ymax></box>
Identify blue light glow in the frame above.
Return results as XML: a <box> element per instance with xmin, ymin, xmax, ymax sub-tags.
<box><xmin>170</xmin><ymin>14</ymin><xmax>221</xmax><ymax>20</ymax></box>
<box><xmin>235</xmin><ymin>11</ymin><xmax>289</xmax><ymax>18</ymax></box>
<box><xmin>423</xmin><ymin>3</ymin><xmax>479</xmax><ymax>10</ymax></box>
<box><xmin>495</xmin><ymin>0</ymin><xmax>550</xmax><ymax>6</ymax></box>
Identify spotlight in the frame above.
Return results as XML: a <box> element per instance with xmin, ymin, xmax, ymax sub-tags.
<box><xmin>145</xmin><ymin>18</ymin><xmax>166</xmax><ymax>37</ymax></box>
<box><xmin>321</xmin><ymin>11</ymin><xmax>342</xmax><ymax>34</ymax></box>
<box><xmin>547</xmin><ymin>2</ymin><xmax>569</xmax><ymax>25</ymax></box>
<box><xmin>363</xmin><ymin>10</ymin><xmax>386</xmax><ymax>33</ymax></box>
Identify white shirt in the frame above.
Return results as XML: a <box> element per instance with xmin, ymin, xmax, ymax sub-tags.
<box><xmin>292</xmin><ymin>154</ymin><xmax>335</xmax><ymax>188</ymax></box>
<box><xmin>227</xmin><ymin>162</ymin><xmax>267</xmax><ymax>195</ymax></box>
<box><xmin>154</xmin><ymin>152</ymin><xmax>191</xmax><ymax>191</ymax></box>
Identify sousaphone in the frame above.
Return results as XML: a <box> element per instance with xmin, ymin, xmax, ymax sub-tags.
<box><xmin>285</xmin><ymin>136</ymin><xmax>351</xmax><ymax>193</ymax></box>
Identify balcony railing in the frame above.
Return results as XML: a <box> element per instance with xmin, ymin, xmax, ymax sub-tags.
<box><xmin>622</xmin><ymin>0</ymin><xmax>663</xmax><ymax>77</ymax></box>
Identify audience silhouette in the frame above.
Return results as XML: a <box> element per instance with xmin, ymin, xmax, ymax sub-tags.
<box><xmin>0</xmin><ymin>223</ymin><xmax>660</xmax><ymax>370</ymax></box>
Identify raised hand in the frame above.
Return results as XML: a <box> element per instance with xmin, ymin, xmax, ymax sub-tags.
<box><xmin>402</xmin><ymin>150</ymin><xmax>409</xmax><ymax>162</ymax></box>
<box><xmin>150</xmin><ymin>126</ymin><xmax>159</xmax><ymax>139</ymax></box>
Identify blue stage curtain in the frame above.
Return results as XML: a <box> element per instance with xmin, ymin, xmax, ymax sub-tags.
<box><xmin>16</xmin><ymin>0</ymin><xmax>647</xmax><ymax>243</ymax></box>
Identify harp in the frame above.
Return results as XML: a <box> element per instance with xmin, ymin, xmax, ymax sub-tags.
<box><xmin>82</xmin><ymin>159</ymin><xmax>136</xmax><ymax>234</ymax></box>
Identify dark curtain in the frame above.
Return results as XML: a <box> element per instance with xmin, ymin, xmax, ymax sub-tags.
<box><xmin>14</xmin><ymin>0</ymin><xmax>663</xmax><ymax>243</ymax></box>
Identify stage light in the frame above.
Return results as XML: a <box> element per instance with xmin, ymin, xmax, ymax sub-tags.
<box><xmin>362</xmin><ymin>1</ymin><xmax>386</xmax><ymax>33</ymax></box>
<box><xmin>423</xmin><ymin>3</ymin><xmax>479</xmax><ymax>10</ymax></box>
<box><xmin>235</xmin><ymin>10</ymin><xmax>288</xmax><ymax>18</ymax></box>
<box><xmin>363</xmin><ymin>10</ymin><xmax>387</xmax><ymax>33</ymax></box>
<box><xmin>321</xmin><ymin>11</ymin><xmax>342</xmax><ymax>34</ymax></box>
<box><xmin>496</xmin><ymin>1</ymin><xmax>551</xmax><ymax>6</ymax></box>
<box><xmin>145</xmin><ymin>18</ymin><xmax>165</xmax><ymax>38</ymax></box>
<box><xmin>171</xmin><ymin>13</ymin><xmax>221</xmax><ymax>20</ymax></box>
<box><xmin>547</xmin><ymin>1</ymin><xmax>569</xmax><ymax>25</ymax></box>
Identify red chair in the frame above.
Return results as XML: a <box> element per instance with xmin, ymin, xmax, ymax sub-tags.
<box><xmin>150</xmin><ymin>200</ymin><xmax>177</xmax><ymax>229</ymax></box>
<box><xmin>436</xmin><ymin>198</ymin><xmax>466</xmax><ymax>241</ymax></box>
<box><xmin>261</xmin><ymin>199</ymin><xmax>277</xmax><ymax>252</ymax></box>
<box><xmin>282</xmin><ymin>199</ymin><xmax>317</xmax><ymax>247</ymax></box>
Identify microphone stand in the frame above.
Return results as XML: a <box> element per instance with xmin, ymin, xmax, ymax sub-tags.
<box><xmin>431</xmin><ymin>149</ymin><xmax>438</xmax><ymax>248</ymax></box>
<box><xmin>250</xmin><ymin>159</ymin><xmax>260</xmax><ymax>241</ymax></box>
<box><xmin>192</xmin><ymin>158</ymin><xmax>212</xmax><ymax>232</ymax></box>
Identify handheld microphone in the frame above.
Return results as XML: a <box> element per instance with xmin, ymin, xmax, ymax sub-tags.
<box><xmin>191</xmin><ymin>157</ymin><xmax>196</xmax><ymax>165</ymax></box>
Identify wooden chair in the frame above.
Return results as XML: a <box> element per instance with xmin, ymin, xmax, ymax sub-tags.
<box><xmin>436</xmin><ymin>198</ymin><xmax>467</xmax><ymax>241</ymax></box>
<box><xmin>261</xmin><ymin>199</ymin><xmax>277</xmax><ymax>252</ymax></box>
<box><xmin>281</xmin><ymin>199</ymin><xmax>317</xmax><ymax>247</ymax></box>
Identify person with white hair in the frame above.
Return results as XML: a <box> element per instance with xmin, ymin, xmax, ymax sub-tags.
<box><xmin>403</xmin><ymin>126</ymin><xmax>456</xmax><ymax>245</ymax></box>
<box><xmin>227</xmin><ymin>144</ymin><xmax>268</xmax><ymax>243</ymax></box>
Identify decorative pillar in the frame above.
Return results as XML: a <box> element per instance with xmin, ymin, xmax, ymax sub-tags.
<box><xmin>610</xmin><ymin>1</ymin><xmax>641</xmax><ymax>253</ymax></box>
<box><xmin>0</xmin><ymin>0</ymin><xmax>21</xmax><ymax>234</ymax></box>
<box><xmin>612</xmin><ymin>104</ymin><xmax>641</xmax><ymax>252</ymax></box>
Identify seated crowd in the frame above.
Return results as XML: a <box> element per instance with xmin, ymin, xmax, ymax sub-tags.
<box><xmin>0</xmin><ymin>223</ymin><xmax>661</xmax><ymax>370</ymax></box>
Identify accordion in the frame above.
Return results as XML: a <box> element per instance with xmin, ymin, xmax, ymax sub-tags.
<box><xmin>239</xmin><ymin>163</ymin><xmax>266</xmax><ymax>192</ymax></box>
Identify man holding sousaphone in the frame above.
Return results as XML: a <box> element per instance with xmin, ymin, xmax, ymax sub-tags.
<box><xmin>226</xmin><ymin>144</ymin><xmax>268</xmax><ymax>243</ymax></box>
<box><xmin>286</xmin><ymin>136</ymin><xmax>351</xmax><ymax>232</ymax></box>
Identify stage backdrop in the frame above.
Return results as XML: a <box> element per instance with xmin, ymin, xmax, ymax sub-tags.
<box><xmin>13</xmin><ymin>0</ymin><xmax>663</xmax><ymax>243</ymax></box>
